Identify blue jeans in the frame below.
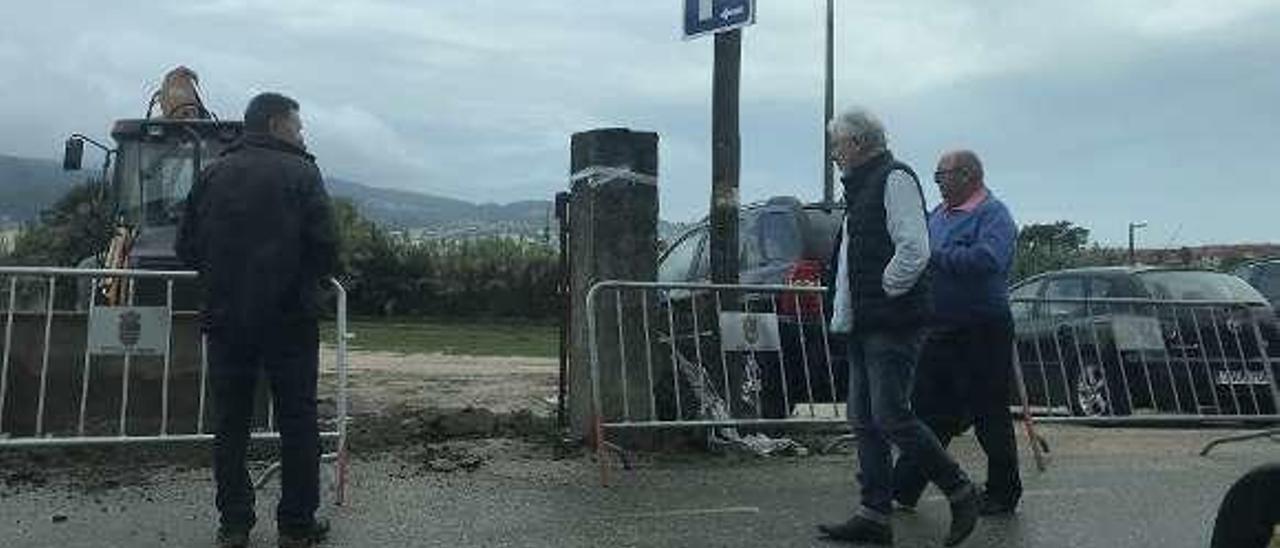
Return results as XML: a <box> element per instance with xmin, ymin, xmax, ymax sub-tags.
<box><xmin>847</xmin><ymin>328</ymin><xmax>970</xmax><ymax>517</ymax></box>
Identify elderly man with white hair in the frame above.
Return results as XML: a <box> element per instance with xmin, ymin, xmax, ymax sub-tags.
<box><xmin>817</xmin><ymin>108</ymin><xmax>980</xmax><ymax>547</ymax></box>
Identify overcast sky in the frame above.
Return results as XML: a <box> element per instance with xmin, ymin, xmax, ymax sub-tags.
<box><xmin>1</xmin><ymin>1</ymin><xmax>1277</xmax><ymax>245</ymax></box>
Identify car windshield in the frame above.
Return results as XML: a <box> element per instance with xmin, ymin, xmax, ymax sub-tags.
<box><xmin>143</xmin><ymin>140</ymin><xmax>199</xmax><ymax>227</ymax></box>
<box><xmin>658</xmin><ymin>228</ymin><xmax>705</xmax><ymax>282</ymax></box>
<box><xmin>803</xmin><ymin>208</ymin><xmax>843</xmax><ymax>258</ymax></box>
<box><xmin>114</xmin><ymin>139</ymin><xmax>196</xmax><ymax>227</ymax></box>
<box><xmin>754</xmin><ymin>211</ymin><xmax>802</xmax><ymax>264</ymax></box>
<box><xmin>114</xmin><ymin>136</ymin><xmax>231</xmax><ymax>228</ymax></box>
<box><xmin>1136</xmin><ymin>271</ymin><xmax>1267</xmax><ymax>303</ymax></box>
<box><xmin>1247</xmin><ymin>262</ymin><xmax>1280</xmax><ymax>303</ymax></box>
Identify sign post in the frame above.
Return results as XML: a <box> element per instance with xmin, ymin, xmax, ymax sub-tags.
<box><xmin>710</xmin><ymin>29</ymin><xmax>741</xmax><ymax>288</ymax></box>
<box><xmin>684</xmin><ymin>0</ymin><xmax>755</xmax><ymax>289</ymax></box>
<box><xmin>683</xmin><ymin>0</ymin><xmax>756</xmax><ymax>40</ymax></box>
<box><xmin>823</xmin><ymin>0</ymin><xmax>835</xmax><ymax>204</ymax></box>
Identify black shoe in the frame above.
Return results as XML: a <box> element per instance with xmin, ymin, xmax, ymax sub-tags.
<box><xmin>278</xmin><ymin>519</ymin><xmax>330</xmax><ymax>548</ymax></box>
<box><xmin>216</xmin><ymin>525</ymin><xmax>251</xmax><ymax>548</ymax></box>
<box><xmin>979</xmin><ymin>491</ymin><xmax>1019</xmax><ymax>516</ymax></box>
<box><xmin>817</xmin><ymin>515</ymin><xmax>893</xmax><ymax>545</ymax></box>
<box><xmin>944</xmin><ymin>487</ymin><xmax>981</xmax><ymax>547</ymax></box>
<box><xmin>892</xmin><ymin>491</ymin><xmax>919</xmax><ymax>513</ymax></box>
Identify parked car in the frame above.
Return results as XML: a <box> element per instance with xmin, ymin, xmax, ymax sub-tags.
<box><xmin>1011</xmin><ymin>267</ymin><xmax>1280</xmax><ymax>417</ymax></box>
<box><xmin>655</xmin><ymin>196</ymin><xmax>845</xmax><ymax>419</ymax></box>
<box><xmin>1231</xmin><ymin>258</ymin><xmax>1280</xmax><ymax>310</ymax></box>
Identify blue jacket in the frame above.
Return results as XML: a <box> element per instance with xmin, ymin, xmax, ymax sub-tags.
<box><xmin>927</xmin><ymin>191</ymin><xmax>1016</xmax><ymax>325</ymax></box>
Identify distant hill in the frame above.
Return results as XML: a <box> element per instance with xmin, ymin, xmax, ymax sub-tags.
<box><xmin>0</xmin><ymin>154</ymin><xmax>703</xmax><ymax>241</ymax></box>
<box><xmin>325</xmin><ymin>177</ymin><xmax>555</xmax><ymax>238</ymax></box>
<box><xmin>0</xmin><ymin>153</ymin><xmax>551</xmax><ymax>232</ymax></box>
<box><xmin>0</xmin><ymin>155</ymin><xmax>89</xmax><ymax>225</ymax></box>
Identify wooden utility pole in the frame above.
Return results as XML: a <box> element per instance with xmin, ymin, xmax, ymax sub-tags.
<box><xmin>823</xmin><ymin>0</ymin><xmax>835</xmax><ymax>204</ymax></box>
<box><xmin>710</xmin><ymin>29</ymin><xmax>742</xmax><ymax>286</ymax></box>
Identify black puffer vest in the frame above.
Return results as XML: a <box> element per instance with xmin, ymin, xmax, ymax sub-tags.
<box><xmin>839</xmin><ymin>151</ymin><xmax>933</xmax><ymax>332</ymax></box>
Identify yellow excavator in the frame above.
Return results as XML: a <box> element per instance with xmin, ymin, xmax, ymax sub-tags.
<box><xmin>0</xmin><ymin>67</ymin><xmax>247</xmax><ymax>436</ymax></box>
<box><xmin>70</xmin><ymin>66</ymin><xmax>241</xmax><ymax>283</ymax></box>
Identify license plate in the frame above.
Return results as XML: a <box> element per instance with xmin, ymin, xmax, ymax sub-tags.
<box><xmin>1215</xmin><ymin>370</ymin><xmax>1270</xmax><ymax>385</ymax></box>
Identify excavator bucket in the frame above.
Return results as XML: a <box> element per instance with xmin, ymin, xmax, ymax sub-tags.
<box><xmin>153</xmin><ymin>65</ymin><xmax>210</xmax><ymax>120</ymax></box>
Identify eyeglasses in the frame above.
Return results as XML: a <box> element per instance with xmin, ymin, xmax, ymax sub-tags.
<box><xmin>933</xmin><ymin>168</ymin><xmax>967</xmax><ymax>185</ymax></box>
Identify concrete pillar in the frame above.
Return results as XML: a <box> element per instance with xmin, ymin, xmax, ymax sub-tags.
<box><xmin>567</xmin><ymin>128</ymin><xmax>659</xmax><ymax>441</ymax></box>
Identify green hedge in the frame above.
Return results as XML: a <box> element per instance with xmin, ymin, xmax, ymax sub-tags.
<box><xmin>333</xmin><ymin>199</ymin><xmax>560</xmax><ymax>319</ymax></box>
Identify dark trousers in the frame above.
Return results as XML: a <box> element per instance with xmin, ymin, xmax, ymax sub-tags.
<box><xmin>210</xmin><ymin>321</ymin><xmax>320</xmax><ymax>531</ymax></box>
<box><xmin>847</xmin><ymin>328</ymin><xmax>971</xmax><ymax>517</ymax></box>
<box><xmin>893</xmin><ymin>316</ymin><xmax>1022</xmax><ymax>506</ymax></box>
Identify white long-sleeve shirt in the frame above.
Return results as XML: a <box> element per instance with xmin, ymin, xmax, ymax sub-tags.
<box><xmin>830</xmin><ymin>169</ymin><xmax>930</xmax><ymax>334</ymax></box>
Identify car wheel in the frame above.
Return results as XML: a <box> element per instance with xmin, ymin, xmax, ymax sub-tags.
<box><xmin>1067</xmin><ymin>362</ymin><xmax>1132</xmax><ymax>418</ymax></box>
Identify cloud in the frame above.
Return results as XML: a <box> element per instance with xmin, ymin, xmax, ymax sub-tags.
<box><xmin>0</xmin><ymin>0</ymin><xmax>1277</xmax><ymax>245</ymax></box>
<box><xmin>304</xmin><ymin>102</ymin><xmax>431</xmax><ymax>182</ymax></box>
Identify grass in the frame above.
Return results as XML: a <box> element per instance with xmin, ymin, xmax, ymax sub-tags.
<box><xmin>321</xmin><ymin>317</ymin><xmax>558</xmax><ymax>358</ymax></box>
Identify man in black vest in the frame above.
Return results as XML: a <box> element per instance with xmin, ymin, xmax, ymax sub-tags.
<box><xmin>817</xmin><ymin>108</ymin><xmax>980</xmax><ymax>547</ymax></box>
<box><xmin>177</xmin><ymin>92</ymin><xmax>337</xmax><ymax>548</ymax></box>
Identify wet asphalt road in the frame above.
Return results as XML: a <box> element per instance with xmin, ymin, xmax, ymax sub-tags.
<box><xmin>2</xmin><ymin>425</ymin><xmax>1276</xmax><ymax>547</ymax></box>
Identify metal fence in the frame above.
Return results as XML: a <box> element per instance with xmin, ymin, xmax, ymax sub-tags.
<box><xmin>0</xmin><ymin>267</ymin><xmax>350</xmax><ymax>504</ymax></box>
<box><xmin>585</xmin><ymin>280</ymin><xmax>846</xmax><ymax>479</ymax></box>
<box><xmin>585</xmin><ymin>282</ymin><xmax>1280</xmax><ymax>480</ymax></box>
<box><xmin>1010</xmin><ymin>297</ymin><xmax>1280</xmax><ymax>425</ymax></box>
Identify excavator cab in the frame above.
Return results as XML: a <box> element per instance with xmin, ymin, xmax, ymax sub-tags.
<box><xmin>61</xmin><ymin>66</ymin><xmax>242</xmax><ymax>270</ymax></box>
<box><xmin>102</xmin><ymin>119</ymin><xmax>242</xmax><ymax>269</ymax></box>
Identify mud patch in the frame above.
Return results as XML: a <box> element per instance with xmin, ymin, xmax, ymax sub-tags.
<box><xmin>0</xmin><ymin>448</ymin><xmax>174</xmax><ymax>497</ymax></box>
<box><xmin>0</xmin><ymin>349</ymin><xmax>563</xmax><ymax>496</ymax></box>
<box><xmin>319</xmin><ymin>349</ymin><xmax>558</xmax><ymax>416</ymax></box>
<box><xmin>411</xmin><ymin>444</ymin><xmax>489</xmax><ymax>474</ymax></box>
<box><xmin>348</xmin><ymin>405</ymin><xmax>554</xmax><ymax>454</ymax></box>
<box><xmin>0</xmin><ymin>441</ymin><xmax>282</xmax><ymax>497</ymax></box>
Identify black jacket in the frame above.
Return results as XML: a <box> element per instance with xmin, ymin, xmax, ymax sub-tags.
<box><xmin>176</xmin><ymin>133</ymin><xmax>338</xmax><ymax>335</ymax></box>
<box><xmin>827</xmin><ymin>151</ymin><xmax>933</xmax><ymax>333</ymax></box>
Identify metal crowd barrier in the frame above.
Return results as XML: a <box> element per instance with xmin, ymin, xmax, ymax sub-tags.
<box><xmin>586</xmin><ymin>281</ymin><xmax>846</xmax><ymax>481</ymax></box>
<box><xmin>585</xmin><ymin>283</ymin><xmax>1280</xmax><ymax>481</ymax></box>
<box><xmin>0</xmin><ymin>267</ymin><xmax>350</xmax><ymax>504</ymax></box>
<box><xmin>1010</xmin><ymin>296</ymin><xmax>1280</xmax><ymax>425</ymax></box>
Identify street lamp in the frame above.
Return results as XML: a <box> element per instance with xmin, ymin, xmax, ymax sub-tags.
<box><xmin>1128</xmin><ymin>221</ymin><xmax>1148</xmax><ymax>265</ymax></box>
<box><xmin>822</xmin><ymin>0</ymin><xmax>835</xmax><ymax>205</ymax></box>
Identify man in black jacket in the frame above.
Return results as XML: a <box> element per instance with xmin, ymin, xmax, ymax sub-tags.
<box><xmin>816</xmin><ymin>108</ymin><xmax>979</xmax><ymax>547</ymax></box>
<box><xmin>177</xmin><ymin>92</ymin><xmax>338</xmax><ymax>548</ymax></box>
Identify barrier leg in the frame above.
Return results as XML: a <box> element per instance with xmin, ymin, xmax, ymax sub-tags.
<box><xmin>1200</xmin><ymin>429</ymin><xmax>1280</xmax><ymax>457</ymax></box>
<box><xmin>595</xmin><ymin>416</ymin><xmax>609</xmax><ymax>487</ymax></box>
<box><xmin>253</xmin><ymin>453</ymin><xmax>339</xmax><ymax>491</ymax></box>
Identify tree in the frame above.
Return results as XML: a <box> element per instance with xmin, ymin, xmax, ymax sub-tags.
<box><xmin>4</xmin><ymin>180</ymin><xmax>112</xmax><ymax>267</ymax></box>
<box><xmin>329</xmin><ymin>198</ymin><xmax>559</xmax><ymax>319</ymax></box>
<box><xmin>1013</xmin><ymin>221</ymin><xmax>1091</xmax><ymax>281</ymax></box>
<box><xmin>332</xmin><ymin>198</ymin><xmax>406</xmax><ymax>315</ymax></box>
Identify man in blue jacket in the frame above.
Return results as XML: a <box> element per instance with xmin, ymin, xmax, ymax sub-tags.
<box><xmin>892</xmin><ymin>149</ymin><xmax>1023</xmax><ymax>516</ymax></box>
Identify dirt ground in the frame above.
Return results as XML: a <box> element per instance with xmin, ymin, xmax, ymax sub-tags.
<box><xmin>317</xmin><ymin>347</ymin><xmax>560</xmax><ymax>417</ymax></box>
<box><xmin>0</xmin><ymin>346</ymin><xmax>561</xmax><ymax>499</ymax></box>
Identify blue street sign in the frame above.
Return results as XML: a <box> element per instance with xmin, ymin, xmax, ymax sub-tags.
<box><xmin>683</xmin><ymin>0</ymin><xmax>756</xmax><ymax>40</ymax></box>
